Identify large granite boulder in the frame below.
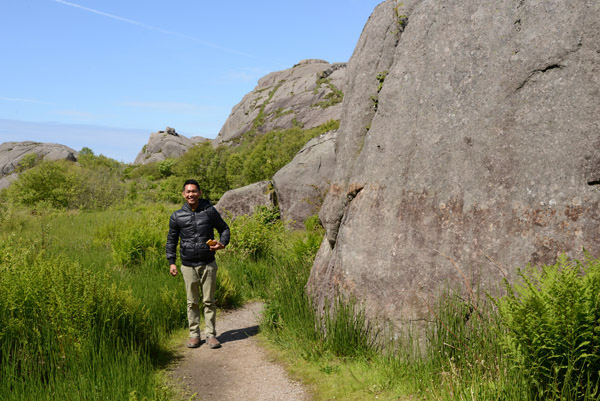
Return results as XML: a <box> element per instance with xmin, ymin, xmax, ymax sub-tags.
<box><xmin>310</xmin><ymin>0</ymin><xmax>600</xmax><ymax>329</ymax></box>
<box><xmin>0</xmin><ymin>141</ymin><xmax>78</xmax><ymax>177</ymax></box>
<box><xmin>215</xmin><ymin>180</ymin><xmax>276</xmax><ymax>219</ymax></box>
<box><xmin>0</xmin><ymin>173</ymin><xmax>18</xmax><ymax>190</ymax></box>
<box><xmin>273</xmin><ymin>130</ymin><xmax>337</xmax><ymax>228</ymax></box>
<box><xmin>134</xmin><ymin>127</ymin><xmax>209</xmax><ymax>165</ymax></box>
<box><xmin>214</xmin><ymin>60</ymin><xmax>346</xmax><ymax>145</ymax></box>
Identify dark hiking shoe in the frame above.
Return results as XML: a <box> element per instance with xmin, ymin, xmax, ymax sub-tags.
<box><xmin>187</xmin><ymin>337</ymin><xmax>201</xmax><ymax>348</ymax></box>
<box><xmin>206</xmin><ymin>336</ymin><xmax>221</xmax><ymax>349</ymax></box>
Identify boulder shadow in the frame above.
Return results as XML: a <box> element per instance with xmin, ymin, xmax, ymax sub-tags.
<box><xmin>217</xmin><ymin>325</ymin><xmax>260</xmax><ymax>345</ymax></box>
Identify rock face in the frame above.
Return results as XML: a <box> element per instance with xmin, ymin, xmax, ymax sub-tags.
<box><xmin>310</xmin><ymin>0</ymin><xmax>600</xmax><ymax>328</ymax></box>
<box><xmin>0</xmin><ymin>141</ymin><xmax>78</xmax><ymax>177</ymax></box>
<box><xmin>273</xmin><ymin>130</ymin><xmax>337</xmax><ymax>227</ymax></box>
<box><xmin>215</xmin><ymin>181</ymin><xmax>276</xmax><ymax>219</ymax></box>
<box><xmin>134</xmin><ymin>127</ymin><xmax>209</xmax><ymax>165</ymax></box>
<box><xmin>214</xmin><ymin>60</ymin><xmax>346</xmax><ymax>145</ymax></box>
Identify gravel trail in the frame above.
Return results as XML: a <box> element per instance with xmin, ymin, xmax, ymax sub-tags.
<box><xmin>169</xmin><ymin>301</ymin><xmax>310</xmax><ymax>401</ymax></box>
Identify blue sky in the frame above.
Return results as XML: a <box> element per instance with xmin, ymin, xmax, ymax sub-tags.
<box><xmin>0</xmin><ymin>0</ymin><xmax>382</xmax><ymax>162</ymax></box>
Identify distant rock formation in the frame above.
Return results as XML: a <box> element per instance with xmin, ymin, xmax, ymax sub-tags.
<box><xmin>134</xmin><ymin>127</ymin><xmax>209</xmax><ymax>165</ymax></box>
<box><xmin>273</xmin><ymin>130</ymin><xmax>337</xmax><ymax>227</ymax></box>
<box><xmin>0</xmin><ymin>141</ymin><xmax>78</xmax><ymax>188</ymax></box>
<box><xmin>309</xmin><ymin>0</ymin><xmax>600</xmax><ymax>329</ymax></box>
<box><xmin>215</xmin><ymin>181</ymin><xmax>276</xmax><ymax>219</ymax></box>
<box><xmin>214</xmin><ymin>59</ymin><xmax>346</xmax><ymax>145</ymax></box>
<box><xmin>0</xmin><ymin>141</ymin><xmax>78</xmax><ymax>176</ymax></box>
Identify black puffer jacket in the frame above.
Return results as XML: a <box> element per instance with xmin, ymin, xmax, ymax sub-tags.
<box><xmin>166</xmin><ymin>199</ymin><xmax>230</xmax><ymax>266</ymax></box>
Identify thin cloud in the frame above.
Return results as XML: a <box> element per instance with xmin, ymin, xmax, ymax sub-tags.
<box><xmin>0</xmin><ymin>96</ymin><xmax>53</xmax><ymax>105</ymax></box>
<box><xmin>54</xmin><ymin>0</ymin><xmax>258</xmax><ymax>59</ymax></box>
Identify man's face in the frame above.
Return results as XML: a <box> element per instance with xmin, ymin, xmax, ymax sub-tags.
<box><xmin>182</xmin><ymin>184</ymin><xmax>201</xmax><ymax>208</ymax></box>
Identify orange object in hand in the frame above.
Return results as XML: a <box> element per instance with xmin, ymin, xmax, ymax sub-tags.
<box><xmin>206</xmin><ymin>239</ymin><xmax>217</xmax><ymax>246</ymax></box>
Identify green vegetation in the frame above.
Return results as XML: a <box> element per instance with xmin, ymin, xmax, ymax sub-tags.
<box><xmin>497</xmin><ymin>255</ymin><xmax>600</xmax><ymax>400</ymax></box>
<box><xmin>269</xmin><ymin>107</ymin><xmax>295</xmax><ymax>121</ymax></box>
<box><xmin>376</xmin><ymin>70</ymin><xmax>388</xmax><ymax>93</ymax></box>
<box><xmin>2</xmin><ymin>122</ymin><xmax>598</xmax><ymax>400</ymax></box>
<box><xmin>171</xmin><ymin>119</ymin><xmax>338</xmax><ymax>200</ymax></box>
<box><xmin>312</xmin><ymin>77</ymin><xmax>344</xmax><ymax>109</ymax></box>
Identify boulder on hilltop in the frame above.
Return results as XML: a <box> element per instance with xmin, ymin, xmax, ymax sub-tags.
<box><xmin>214</xmin><ymin>59</ymin><xmax>346</xmax><ymax>145</ymax></box>
<box><xmin>0</xmin><ymin>141</ymin><xmax>78</xmax><ymax>176</ymax></box>
<box><xmin>0</xmin><ymin>141</ymin><xmax>78</xmax><ymax>188</ymax></box>
<box><xmin>310</xmin><ymin>0</ymin><xmax>600</xmax><ymax>329</ymax></box>
<box><xmin>134</xmin><ymin>127</ymin><xmax>209</xmax><ymax>165</ymax></box>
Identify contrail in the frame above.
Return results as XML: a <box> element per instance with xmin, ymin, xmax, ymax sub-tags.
<box><xmin>53</xmin><ymin>0</ymin><xmax>258</xmax><ymax>59</ymax></box>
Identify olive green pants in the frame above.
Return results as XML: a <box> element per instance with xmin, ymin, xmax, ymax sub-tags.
<box><xmin>181</xmin><ymin>261</ymin><xmax>218</xmax><ymax>338</ymax></box>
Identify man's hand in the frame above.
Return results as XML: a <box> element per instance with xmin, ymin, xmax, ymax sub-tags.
<box><xmin>209</xmin><ymin>241</ymin><xmax>225</xmax><ymax>251</ymax></box>
<box><xmin>169</xmin><ymin>264</ymin><xmax>178</xmax><ymax>276</ymax></box>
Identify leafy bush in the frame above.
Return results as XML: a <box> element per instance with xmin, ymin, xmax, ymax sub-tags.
<box><xmin>149</xmin><ymin>175</ymin><xmax>184</xmax><ymax>204</ymax></box>
<box><xmin>5</xmin><ymin>157</ymin><xmax>126</xmax><ymax>210</ymax></box>
<box><xmin>497</xmin><ymin>255</ymin><xmax>600</xmax><ymax>400</ymax></box>
<box><xmin>157</xmin><ymin>158</ymin><xmax>175</xmax><ymax>178</ymax></box>
<box><xmin>16</xmin><ymin>152</ymin><xmax>40</xmax><ymax>172</ymax></box>
<box><xmin>173</xmin><ymin>142</ymin><xmax>228</xmax><ymax>200</ymax></box>
<box><xmin>5</xmin><ymin>160</ymin><xmax>82</xmax><ymax>208</ymax></box>
<box><xmin>227</xmin><ymin>206</ymin><xmax>286</xmax><ymax>260</ymax></box>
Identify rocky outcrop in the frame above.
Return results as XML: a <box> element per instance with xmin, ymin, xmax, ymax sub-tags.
<box><xmin>215</xmin><ymin>180</ymin><xmax>276</xmax><ymax>219</ymax></box>
<box><xmin>310</xmin><ymin>0</ymin><xmax>600</xmax><ymax>329</ymax></box>
<box><xmin>134</xmin><ymin>127</ymin><xmax>209</xmax><ymax>165</ymax></box>
<box><xmin>0</xmin><ymin>141</ymin><xmax>78</xmax><ymax>177</ymax></box>
<box><xmin>273</xmin><ymin>130</ymin><xmax>337</xmax><ymax>227</ymax></box>
<box><xmin>0</xmin><ymin>173</ymin><xmax>18</xmax><ymax>190</ymax></box>
<box><xmin>214</xmin><ymin>60</ymin><xmax>346</xmax><ymax>145</ymax></box>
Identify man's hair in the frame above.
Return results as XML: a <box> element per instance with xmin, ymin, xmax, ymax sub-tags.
<box><xmin>182</xmin><ymin>179</ymin><xmax>201</xmax><ymax>191</ymax></box>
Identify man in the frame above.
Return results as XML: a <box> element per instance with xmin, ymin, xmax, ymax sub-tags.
<box><xmin>166</xmin><ymin>179</ymin><xmax>230</xmax><ymax>349</ymax></box>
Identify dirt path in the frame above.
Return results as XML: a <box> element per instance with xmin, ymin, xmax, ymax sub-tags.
<box><xmin>169</xmin><ymin>301</ymin><xmax>311</xmax><ymax>401</ymax></box>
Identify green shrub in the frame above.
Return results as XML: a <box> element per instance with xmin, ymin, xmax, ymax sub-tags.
<box><xmin>173</xmin><ymin>142</ymin><xmax>227</xmax><ymax>200</ymax></box>
<box><xmin>155</xmin><ymin>175</ymin><xmax>184</xmax><ymax>204</ymax></box>
<box><xmin>227</xmin><ymin>206</ymin><xmax>286</xmax><ymax>260</ymax></box>
<box><xmin>16</xmin><ymin>152</ymin><xmax>40</xmax><ymax>172</ymax></box>
<box><xmin>497</xmin><ymin>255</ymin><xmax>600</xmax><ymax>400</ymax></box>
<box><xmin>157</xmin><ymin>158</ymin><xmax>175</xmax><ymax>178</ymax></box>
<box><xmin>5</xmin><ymin>160</ymin><xmax>82</xmax><ymax>208</ymax></box>
<box><xmin>6</xmin><ymin>157</ymin><xmax>126</xmax><ymax>210</ymax></box>
<box><xmin>72</xmin><ymin>165</ymin><xmax>126</xmax><ymax>209</ymax></box>
<box><xmin>126</xmin><ymin>162</ymin><xmax>162</xmax><ymax>181</ymax></box>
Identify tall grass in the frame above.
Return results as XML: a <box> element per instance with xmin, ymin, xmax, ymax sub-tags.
<box><xmin>3</xmin><ymin>199</ymin><xmax>599</xmax><ymax>400</ymax></box>
<box><xmin>0</xmin><ymin>207</ymin><xmax>183</xmax><ymax>400</ymax></box>
<box><xmin>224</xmin><ymin>211</ymin><xmax>600</xmax><ymax>400</ymax></box>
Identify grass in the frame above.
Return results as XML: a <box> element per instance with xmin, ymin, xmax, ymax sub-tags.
<box><xmin>0</xmin><ymin>206</ymin><xmax>184</xmax><ymax>400</ymax></box>
<box><xmin>2</xmin><ymin>203</ymin><xmax>599</xmax><ymax>400</ymax></box>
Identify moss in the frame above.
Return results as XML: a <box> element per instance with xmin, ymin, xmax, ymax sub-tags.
<box><xmin>269</xmin><ymin>108</ymin><xmax>295</xmax><ymax>121</ymax></box>
<box><xmin>251</xmin><ymin>80</ymin><xmax>285</xmax><ymax>132</ymax></box>
<box><xmin>312</xmin><ymin>82</ymin><xmax>344</xmax><ymax>109</ymax></box>
<box><xmin>376</xmin><ymin>71</ymin><xmax>388</xmax><ymax>93</ymax></box>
